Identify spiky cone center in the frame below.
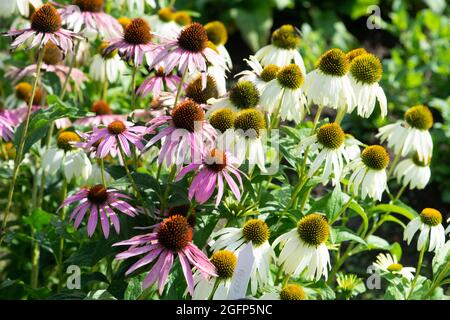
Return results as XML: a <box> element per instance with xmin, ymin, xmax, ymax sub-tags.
<box><xmin>178</xmin><ymin>23</ymin><xmax>208</xmax><ymax>53</ymax></box>
<box><xmin>242</xmin><ymin>219</ymin><xmax>270</xmax><ymax>246</ymax></box>
<box><xmin>92</xmin><ymin>100</ymin><xmax>112</xmax><ymax>115</ymax></box>
<box><xmin>158</xmin><ymin>7</ymin><xmax>175</xmax><ymax>22</ymax></box>
<box><xmin>210</xmin><ymin>250</ymin><xmax>237</xmax><ymax>279</ymax></box>
<box><xmin>185</xmin><ymin>75</ymin><xmax>218</xmax><ymax>104</ymax></box>
<box><xmin>387</xmin><ymin>263</ymin><xmax>403</xmax><ymax>272</ymax></box>
<box><xmin>42</xmin><ymin>41</ymin><xmax>63</xmax><ymax>65</ymax></box>
<box><xmin>316</xmin><ymin>122</ymin><xmax>345</xmax><ymax>149</ymax></box>
<box><xmin>404</xmin><ymin>105</ymin><xmax>434</xmax><ymax>130</ymax></box>
<box><xmin>361</xmin><ymin>145</ymin><xmax>389</xmax><ymax>170</ymax></box>
<box><xmin>297</xmin><ymin>213</ymin><xmax>329</xmax><ymax>246</ymax></box>
<box><xmin>412</xmin><ymin>152</ymin><xmax>431</xmax><ymax>167</ymax></box>
<box><xmin>204</xmin><ymin>148</ymin><xmax>227</xmax><ymax>172</ymax></box>
<box><xmin>234</xmin><ymin>109</ymin><xmax>265</xmax><ymax>138</ymax></box>
<box><xmin>420</xmin><ymin>208</ymin><xmax>442</xmax><ymax>226</ymax></box>
<box><xmin>30</xmin><ymin>4</ymin><xmax>61</xmax><ymax>33</ymax></box>
<box><xmin>157</xmin><ymin>215</ymin><xmax>193</xmax><ymax>251</ymax></box>
<box><xmin>57</xmin><ymin>131</ymin><xmax>80</xmax><ymax>151</ymax></box>
<box><xmin>168</xmin><ymin>204</ymin><xmax>196</xmax><ymax>227</ymax></box>
<box><xmin>171</xmin><ymin>100</ymin><xmax>205</xmax><ymax>132</ymax></box>
<box><xmin>350</xmin><ymin>53</ymin><xmax>382</xmax><ymax>84</ymax></box>
<box><xmin>346</xmin><ymin>48</ymin><xmax>367</xmax><ymax>63</ymax></box>
<box><xmin>317</xmin><ymin>48</ymin><xmax>349</xmax><ymax>77</ymax></box>
<box><xmin>280</xmin><ymin>284</ymin><xmax>307</xmax><ymax>300</ymax></box>
<box><xmin>209</xmin><ymin>108</ymin><xmax>235</xmax><ymax>133</ymax></box>
<box><xmin>15</xmin><ymin>82</ymin><xmax>33</xmax><ymax>101</ymax></box>
<box><xmin>107</xmin><ymin>120</ymin><xmax>126</xmax><ymax>135</ymax></box>
<box><xmin>124</xmin><ymin>18</ymin><xmax>152</xmax><ymax>45</ymax></box>
<box><xmin>118</xmin><ymin>17</ymin><xmax>131</xmax><ymax>30</ymax></box>
<box><xmin>205</xmin><ymin>21</ymin><xmax>228</xmax><ymax>46</ymax></box>
<box><xmin>73</xmin><ymin>0</ymin><xmax>104</xmax><ymax>12</ymax></box>
<box><xmin>174</xmin><ymin>11</ymin><xmax>191</xmax><ymax>26</ymax></box>
<box><xmin>260</xmin><ymin>64</ymin><xmax>279</xmax><ymax>82</ymax></box>
<box><xmin>277</xmin><ymin>64</ymin><xmax>304</xmax><ymax>89</ymax></box>
<box><xmin>87</xmin><ymin>184</ymin><xmax>108</xmax><ymax>204</ymax></box>
<box><xmin>271</xmin><ymin>24</ymin><xmax>300</xmax><ymax>49</ymax></box>
<box><xmin>100</xmin><ymin>42</ymin><xmax>117</xmax><ymax>59</ymax></box>
<box><xmin>229</xmin><ymin>81</ymin><xmax>260</xmax><ymax>110</ymax></box>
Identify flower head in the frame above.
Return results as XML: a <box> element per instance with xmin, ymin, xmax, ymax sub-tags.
<box><xmin>373</xmin><ymin>253</ymin><xmax>415</xmax><ymax>281</ymax></box>
<box><xmin>404</xmin><ymin>208</ymin><xmax>446</xmax><ymax>252</ymax></box>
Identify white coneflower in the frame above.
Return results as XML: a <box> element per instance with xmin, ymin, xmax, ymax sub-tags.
<box><xmin>372</xmin><ymin>253</ymin><xmax>415</xmax><ymax>281</ymax></box>
<box><xmin>89</xmin><ymin>42</ymin><xmax>126</xmax><ymax>83</ymax></box>
<box><xmin>205</xmin><ymin>21</ymin><xmax>232</xmax><ymax>70</ymax></box>
<box><xmin>394</xmin><ymin>153</ymin><xmax>431</xmax><ymax>190</ymax></box>
<box><xmin>260</xmin><ymin>283</ymin><xmax>308</xmax><ymax>300</ymax></box>
<box><xmin>377</xmin><ymin>105</ymin><xmax>433</xmax><ymax>161</ymax></box>
<box><xmin>298</xmin><ymin>123</ymin><xmax>350</xmax><ymax>186</ymax></box>
<box><xmin>273</xmin><ymin>213</ymin><xmax>331</xmax><ymax>281</ymax></box>
<box><xmin>348</xmin><ymin>53</ymin><xmax>387</xmax><ymax>118</ymax></box>
<box><xmin>206</xmin><ymin>80</ymin><xmax>260</xmax><ymax>117</ymax></box>
<box><xmin>260</xmin><ymin>64</ymin><xmax>307</xmax><ymax>124</ymax></box>
<box><xmin>210</xmin><ymin>219</ymin><xmax>275</xmax><ymax>295</ymax></box>
<box><xmin>303</xmin><ymin>48</ymin><xmax>355</xmax><ymax>114</ymax></box>
<box><xmin>404</xmin><ymin>208</ymin><xmax>446</xmax><ymax>252</ymax></box>
<box><xmin>191</xmin><ymin>250</ymin><xmax>237</xmax><ymax>300</ymax></box>
<box><xmin>255</xmin><ymin>24</ymin><xmax>305</xmax><ymax>73</ymax></box>
<box><xmin>84</xmin><ymin>163</ymin><xmax>113</xmax><ymax>185</ymax></box>
<box><xmin>235</xmin><ymin>56</ymin><xmax>280</xmax><ymax>94</ymax></box>
<box><xmin>42</xmin><ymin>131</ymin><xmax>92</xmax><ymax>181</ymax></box>
<box><xmin>346</xmin><ymin>145</ymin><xmax>389</xmax><ymax>201</ymax></box>
<box><xmin>0</xmin><ymin>0</ymin><xmax>42</xmax><ymax>18</ymax></box>
<box><xmin>147</xmin><ymin>7</ymin><xmax>181</xmax><ymax>40</ymax></box>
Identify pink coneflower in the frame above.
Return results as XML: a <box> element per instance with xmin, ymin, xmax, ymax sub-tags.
<box><xmin>0</xmin><ymin>107</ymin><xmax>20</xmax><ymax>127</ymax></box>
<box><xmin>75</xmin><ymin>100</ymin><xmax>126</xmax><ymax>126</ymax></box>
<box><xmin>59</xmin><ymin>184</ymin><xmax>138</xmax><ymax>238</ymax></box>
<box><xmin>59</xmin><ymin>0</ymin><xmax>122</xmax><ymax>40</ymax></box>
<box><xmin>85</xmin><ymin>120</ymin><xmax>146</xmax><ymax>160</ymax></box>
<box><xmin>2</xmin><ymin>4</ymin><xmax>82</xmax><ymax>55</ymax></box>
<box><xmin>113</xmin><ymin>215</ymin><xmax>217</xmax><ymax>295</ymax></box>
<box><xmin>0</xmin><ymin>115</ymin><xmax>14</xmax><ymax>142</ymax></box>
<box><xmin>137</xmin><ymin>66</ymin><xmax>181</xmax><ymax>99</ymax></box>
<box><xmin>104</xmin><ymin>18</ymin><xmax>160</xmax><ymax>67</ymax></box>
<box><xmin>150</xmin><ymin>22</ymin><xmax>225</xmax><ymax>88</ymax></box>
<box><xmin>177</xmin><ymin>148</ymin><xmax>244</xmax><ymax>207</ymax></box>
<box><xmin>145</xmin><ymin>100</ymin><xmax>216</xmax><ymax>167</ymax></box>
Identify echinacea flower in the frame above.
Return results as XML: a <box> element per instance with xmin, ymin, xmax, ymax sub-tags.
<box><xmin>191</xmin><ymin>250</ymin><xmax>237</xmax><ymax>300</ymax></box>
<box><xmin>260</xmin><ymin>63</ymin><xmax>307</xmax><ymax>124</ymax></box>
<box><xmin>255</xmin><ymin>24</ymin><xmax>305</xmax><ymax>73</ymax></box>
<box><xmin>206</xmin><ymin>80</ymin><xmax>260</xmax><ymax>117</ymax></box>
<box><xmin>298</xmin><ymin>123</ymin><xmax>351</xmax><ymax>186</ymax></box>
<box><xmin>137</xmin><ymin>66</ymin><xmax>181</xmax><ymax>99</ymax></box>
<box><xmin>104</xmin><ymin>18</ymin><xmax>160</xmax><ymax>66</ymax></box>
<box><xmin>42</xmin><ymin>131</ymin><xmax>92</xmax><ymax>181</ymax></box>
<box><xmin>3</xmin><ymin>4</ymin><xmax>82</xmax><ymax>55</ymax></box>
<box><xmin>59</xmin><ymin>184</ymin><xmax>138</xmax><ymax>238</ymax></box>
<box><xmin>59</xmin><ymin>0</ymin><xmax>122</xmax><ymax>40</ymax></box>
<box><xmin>395</xmin><ymin>153</ymin><xmax>431</xmax><ymax>190</ymax></box>
<box><xmin>372</xmin><ymin>253</ymin><xmax>415</xmax><ymax>281</ymax></box>
<box><xmin>85</xmin><ymin>120</ymin><xmax>146</xmax><ymax>160</ymax></box>
<box><xmin>145</xmin><ymin>100</ymin><xmax>216</xmax><ymax>167</ymax></box>
<box><xmin>273</xmin><ymin>213</ymin><xmax>331</xmax><ymax>281</ymax></box>
<box><xmin>346</xmin><ymin>145</ymin><xmax>389</xmax><ymax>201</ymax></box>
<box><xmin>404</xmin><ymin>208</ymin><xmax>446</xmax><ymax>252</ymax></box>
<box><xmin>176</xmin><ymin>148</ymin><xmax>244</xmax><ymax>207</ymax></box>
<box><xmin>147</xmin><ymin>7</ymin><xmax>181</xmax><ymax>40</ymax></box>
<box><xmin>303</xmin><ymin>48</ymin><xmax>355</xmax><ymax>114</ymax></box>
<box><xmin>376</xmin><ymin>105</ymin><xmax>433</xmax><ymax>162</ymax></box>
<box><xmin>90</xmin><ymin>42</ymin><xmax>126</xmax><ymax>83</ymax></box>
<box><xmin>336</xmin><ymin>273</ymin><xmax>365</xmax><ymax>299</ymax></box>
<box><xmin>114</xmin><ymin>215</ymin><xmax>217</xmax><ymax>295</ymax></box>
<box><xmin>235</xmin><ymin>56</ymin><xmax>279</xmax><ymax>93</ymax></box>
<box><xmin>260</xmin><ymin>284</ymin><xmax>308</xmax><ymax>300</ymax></box>
<box><xmin>150</xmin><ymin>22</ymin><xmax>225</xmax><ymax>88</ymax></box>
<box><xmin>0</xmin><ymin>0</ymin><xmax>42</xmax><ymax>18</ymax></box>
<box><xmin>75</xmin><ymin>100</ymin><xmax>126</xmax><ymax>126</ymax></box>
<box><xmin>184</xmin><ymin>74</ymin><xmax>219</xmax><ymax>106</ymax></box>
<box><xmin>205</xmin><ymin>21</ymin><xmax>232</xmax><ymax>69</ymax></box>
<box><xmin>0</xmin><ymin>115</ymin><xmax>14</xmax><ymax>142</ymax></box>
<box><xmin>210</xmin><ymin>219</ymin><xmax>275</xmax><ymax>294</ymax></box>
<box><xmin>348</xmin><ymin>53</ymin><xmax>387</xmax><ymax>118</ymax></box>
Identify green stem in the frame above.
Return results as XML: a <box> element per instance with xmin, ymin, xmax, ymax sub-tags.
<box><xmin>282</xmin><ymin>274</ymin><xmax>290</xmax><ymax>287</ymax></box>
<box><xmin>60</xmin><ymin>40</ymin><xmax>81</xmax><ymax>100</ymax></box>
<box><xmin>100</xmin><ymin>158</ymin><xmax>106</xmax><ymax>186</ymax></box>
<box><xmin>406</xmin><ymin>242</ymin><xmax>427</xmax><ymax>300</ymax></box>
<box><xmin>57</xmin><ymin>177</ymin><xmax>68</xmax><ymax>293</ymax></box>
<box><xmin>270</xmin><ymin>97</ymin><xmax>284</xmax><ymax>129</ymax></box>
<box><xmin>334</xmin><ymin>108</ymin><xmax>346</xmax><ymax>124</ymax></box>
<box><xmin>161</xmin><ymin>165</ymin><xmax>177</xmax><ymax>211</ymax></box>
<box><xmin>423</xmin><ymin>261</ymin><xmax>450</xmax><ymax>299</ymax></box>
<box><xmin>208</xmin><ymin>278</ymin><xmax>221</xmax><ymax>300</ymax></box>
<box><xmin>1</xmin><ymin>47</ymin><xmax>45</xmax><ymax>244</ymax></box>
<box><xmin>173</xmin><ymin>68</ymin><xmax>188</xmax><ymax>108</ymax></box>
<box><xmin>387</xmin><ymin>149</ymin><xmax>402</xmax><ymax>179</ymax></box>
<box><xmin>130</xmin><ymin>66</ymin><xmax>138</xmax><ymax>110</ymax></box>
<box><xmin>30</xmin><ymin>233</ymin><xmax>40</xmax><ymax>289</ymax></box>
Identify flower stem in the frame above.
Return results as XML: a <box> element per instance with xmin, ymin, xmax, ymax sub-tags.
<box><xmin>60</xmin><ymin>39</ymin><xmax>81</xmax><ymax>100</ymax></box>
<box><xmin>1</xmin><ymin>47</ymin><xmax>45</xmax><ymax>244</ymax></box>
<box><xmin>334</xmin><ymin>108</ymin><xmax>346</xmax><ymax>124</ymax></box>
<box><xmin>130</xmin><ymin>66</ymin><xmax>138</xmax><ymax>110</ymax></box>
<box><xmin>406</xmin><ymin>242</ymin><xmax>427</xmax><ymax>300</ymax></box>
<box><xmin>173</xmin><ymin>68</ymin><xmax>188</xmax><ymax>108</ymax></box>
<box><xmin>57</xmin><ymin>177</ymin><xmax>68</xmax><ymax>293</ymax></box>
<box><xmin>100</xmin><ymin>158</ymin><xmax>106</xmax><ymax>186</ymax></box>
<box><xmin>387</xmin><ymin>148</ymin><xmax>402</xmax><ymax>179</ymax></box>
<box><xmin>208</xmin><ymin>278</ymin><xmax>221</xmax><ymax>300</ymax></box>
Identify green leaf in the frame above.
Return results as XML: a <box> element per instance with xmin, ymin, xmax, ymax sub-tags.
<box><xmin>370</xmin><ymin>204</ymin><xmax>416</xmax><ymax>220</ymax></box>
<box><xmin>432</xmin><ymin>241</ymin><xmax>450</xmax><ymax>277</ymax></box>
<box><xmin>366</xmin><ymin>235</ymin><xmax>390</xmax><ymax>250</ymax></box>
<box><xmin>124</xmin><ymin>275</ymin><xmax>146</xmax><ymax>300</ymax></box>
<box><xmin>84</xmin><ymin>290</ymin><xmax>117</xmax><ymax>300</ymax></box>
<box><xmin>309</xmin><ymin>187</ymin><xmax>347</xmax><ymax>221</ymax></box>
<box><xmin>390</xmin><ymin>242</ymin><xmax>403</xmax><ymax>261</ymax></box>
<box><xmin>333</xmin><ymin>228</ymin><xmax>367</xmax><ymax>246</ymax></box>
<box><xmin>23</xmin><ymin>209</ymin><xmax>53</xmax><ymax>231</ymax></box>
<box><xmin>348</xmin><ymin>200</ymin><xmax>369</xmax><ymax>234</ymax></box>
